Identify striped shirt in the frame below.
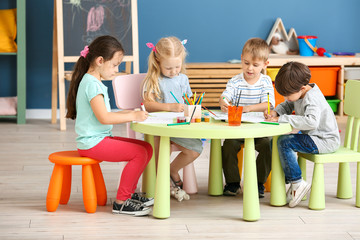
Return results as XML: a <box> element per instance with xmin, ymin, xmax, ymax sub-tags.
<box><xmin>222</xmin><ymin>73</ymin><xmax>275</xmax><ymax>108</ymax></box>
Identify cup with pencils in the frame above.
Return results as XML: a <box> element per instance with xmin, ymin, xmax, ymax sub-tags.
<box><xmin>228</xmin><ymin>106</ymin><xmax>243</xmax><ymax>126</ymax></box>
<box><xmin>228</xmin><ymin>90</ymin><xmax>243</xmax><ymax>126</ymax></box>
<box><xmin>182</xmin><ymin>92</ymin><xmax>204</xmax><ymax>122</ymax></box>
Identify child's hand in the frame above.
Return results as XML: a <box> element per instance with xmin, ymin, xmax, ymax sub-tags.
<box><xmin>264</xmin><ymin>110</ymin><xmax>279</xmax><ymax>122</ymax></box>
<box><xmin>219</xmin><ymin>97</ymin><xmax>229</xmax><ymax>112</ymax></box>
<box><xmin>170</xmin><ymin>103</ymin><xmax>184</xmax><ymax>112</ymax></box>
<box><xmin>134</xmin><ymin>110</ymin><xmax>148</xmax><ymax>122</ymax></box>
<box><xmin>267</xmin><ymin>116</ymin><xmax>279</xmax><ymax>122</ymax></box>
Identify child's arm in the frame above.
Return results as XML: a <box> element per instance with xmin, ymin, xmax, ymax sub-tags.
<box><xmin>143</xmin><ymin>93</ymin><xmax>184</xmax><ymax>112</ymax></box>
<box><xmin>90</xmin><ymin>95</ymin><xmax>148</xmax><ymax>124</ymax></box>
<box><xmin>242</xmin><ymin>102</ymin><xmax>268</xmax><ymax>113</ymax></box>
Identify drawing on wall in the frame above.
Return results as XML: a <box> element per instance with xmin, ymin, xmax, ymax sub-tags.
<box><xmin>63</xmin><ymin>0</ymin><xmax>132</xmax><ymax>56</ymax></box>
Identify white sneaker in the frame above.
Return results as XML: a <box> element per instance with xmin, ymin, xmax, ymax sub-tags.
<box><xmin>285</xmin><ymin>184</ymin><xmax>292</xmax><ymax>203</ymax></box>
<box><xmin>289</xmin><ymin>180</ymin><xmax>311</xmax><ymax>208</ymax></box>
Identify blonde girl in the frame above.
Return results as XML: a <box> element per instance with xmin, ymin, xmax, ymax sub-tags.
<box><xmin>142</xmin><ymin>36</ymin><xmax>203</xmax><ymax>189</ymax></box>
<box><xmin>66</xmin><ymin>35</ymin><xmax>153</xmax><ymax>216</ymax></box>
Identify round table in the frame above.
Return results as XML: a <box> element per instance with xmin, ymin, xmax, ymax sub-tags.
<box><xmin>132</xmin><ymin>120</ymin><xmax>292</xmax><ymax>221</ymax></box>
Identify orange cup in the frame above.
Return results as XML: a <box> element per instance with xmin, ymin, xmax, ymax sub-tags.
<box><xmin>228</xmin><ymin>105</ymin><xmax>243</xmax><ymax>126</ymax></box>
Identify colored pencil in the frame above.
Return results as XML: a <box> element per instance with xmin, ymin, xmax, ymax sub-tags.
<box><xmin>199</xmin><ymin>92</ymin><xmax>205</xmax><ymax>105</ymax></box>
<box><xmin>170</xmin><ymin>91</ymin><xmax>180</xmax><ymax>103</ymax></box>
<box><xmin>202</xmin><ymin>105</ymin><xmax>217</xmax><ymax>116</ymax></box>
<box><xmin>182</xmin><ymin>96</ymin><xmax>190</xmax><ymax>105</ymax></box>
<box><xmin>267</xmin><ymin>93</ymin><xmax>270</xmax><ymax>115</ymax></box>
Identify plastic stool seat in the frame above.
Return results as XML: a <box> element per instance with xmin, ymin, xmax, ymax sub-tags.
<box><xmin>46</xmin><ymin>151</ymin><xmax>107</xmax><ymax>213</ymax></box>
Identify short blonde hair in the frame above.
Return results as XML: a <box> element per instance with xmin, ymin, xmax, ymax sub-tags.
<box><xmin>142</xmin><ymin>36</ymin><xmax>187</xmax><ymax>101</ymax></box>
<box><xmin>242</xmin><ymin>38</ymin><xmax>270</xmax><ymax>62</ymax></box>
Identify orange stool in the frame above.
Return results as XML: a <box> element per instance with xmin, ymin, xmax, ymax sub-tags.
<box><xmin>46</xmin><ymin>151</ymin><xmax>107</xmax><ymax>213</ymax></box>
<box><xmin>237</xmin><ymin>145</ymin><xmax>272</xmax><ymax>192</ymax></box>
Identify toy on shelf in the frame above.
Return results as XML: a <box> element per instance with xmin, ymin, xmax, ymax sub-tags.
<box><xmin>304</xmin><ymin>37</ymin><xmax>331</xmax><ymax>57</ymax></box>
<box><xmin>333</xmin><ymin>52</ymin><xmax>355</xmax><ymax>56</ymax></box>
<box><xmin>266</xmin><ymin>18</ymin><xmax>299</xmax><ymax>55</ymax></box>
<box><xmin>270</xmin><ymin>32</ymin><xmax>299</xmax><ymax>55</ymax></box>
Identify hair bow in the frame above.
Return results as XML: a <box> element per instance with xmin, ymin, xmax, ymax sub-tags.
<box><xmin>146</xmin><ymin>42</ymin><xmax>156</xmax><ymax>53</ymax></box>
<box><xmin>80</xmin><ymin>45</ymin><xmax>89</xmax><ymax>58</ymax></box>
<box><xmin>181</xmin><ymin>39</ymin><xmax>188</xmax><ymax>45</ymax></box>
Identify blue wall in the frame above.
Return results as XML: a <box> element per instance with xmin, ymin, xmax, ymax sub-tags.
<box><xmin>1</xmin><ymin>0</ymin><xmax>360</xmax><ymax>109</ymax></box>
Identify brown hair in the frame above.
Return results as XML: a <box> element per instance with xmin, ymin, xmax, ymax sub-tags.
<box><xmin>242</xmin><ymin>37</ymin><xmax>270</xmax><ymax>62</ymax></box>
<box><xmin>274</xmin><ymin>61</ymin><xmax>312</xmax><ymax>96</ymax></box>
<box><xmin>142</xmin><ymin>36</ymin><xmax>187</xmax><ymax>101</ymax></box>
<box><xmin>66</xmin><ymin>35</ymin><xmax>124</xmax><ymax>120</ymax></box>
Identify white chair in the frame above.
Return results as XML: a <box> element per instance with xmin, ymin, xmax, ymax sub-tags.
<box><xmin>112</xmin><ymin>74</ymin><xmax>198</xmax><ymax>194</ymax></box>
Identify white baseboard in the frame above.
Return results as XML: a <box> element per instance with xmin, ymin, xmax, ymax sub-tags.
<box><xmin>26</xmin><ymin>109</ymin><xmax>54</xmax><ymax>119</ymax></box>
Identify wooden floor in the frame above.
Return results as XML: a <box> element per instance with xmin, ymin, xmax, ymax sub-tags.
<box><xmin>1</xmin><ymin>117</ymin><xmax>360</xmax><ymax>240</ymax></box>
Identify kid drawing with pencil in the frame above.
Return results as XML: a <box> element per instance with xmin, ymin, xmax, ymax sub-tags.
<box><xmin>219</xmin><ymin>38</ymin><xmax>275</xmax><ymax>198</ymax></box>
<box><xmin>142</xmin><ymin>36</ymin><xmax>203</xmax><ymax>190</ymax></box>
<box><xmin>265</xmin><ymin>61</ymin><xmax>340</xmax><ymax>207</ymax></box>
<box><xmin>66</xmin><ymin>36</ymin><xmax>153</xmax><ymax>216</ymax></box>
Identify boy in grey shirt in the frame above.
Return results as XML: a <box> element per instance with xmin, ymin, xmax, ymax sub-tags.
<box><xmin>265</xmin><ymin>61</ymin><xmax>340</xmax><ymax>208</ymax></box>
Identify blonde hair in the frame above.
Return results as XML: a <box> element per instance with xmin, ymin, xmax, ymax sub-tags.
<box><xmin>242</xmin><ymin>38</ymin><xmax>270</xmax><ymax>62</ymax></box>
<box><xmin>142</xmin><ymin>36</ymin><xmax>187</xmax><ymax>101</ymax></box>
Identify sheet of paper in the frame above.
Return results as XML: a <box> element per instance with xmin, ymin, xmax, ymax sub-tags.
<box><xmin>210</xmin><ymin>110</ymin><xmax>265</xmax><ymax>123</ymax></box>
<box><xmin>135</xmin><ymin>112</ymin><xmax>184</xmax><ymax>124</ymax></box>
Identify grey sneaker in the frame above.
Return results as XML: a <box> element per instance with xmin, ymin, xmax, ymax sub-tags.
<box><xmin>112</xmin><ymin>199</ymin><xmax>151</xmax><ymax>216</ymax></box>
<box><xmin>289</xmin><ymin>180</ymin><xmax>311</xmax><ymax>208</ymax></box>
<box><xmin>131</xmin><ymin>192</ymin><xmax>154</xmax><ymax>207</ymax></box>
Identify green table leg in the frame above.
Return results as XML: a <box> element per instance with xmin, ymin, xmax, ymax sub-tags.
<box><xmin>243</xmin><ymin>138</ymin><xmax>260</xmax><ymax>221</ymax></box>
<box><xmin>270</xmin><ymin>136</ymin><xmax>286</xmax><ymax>206</ymax></box>
<box><xmin>152</xmin><ymin>136</ymin><xmax>170</xmax><ymax>219</ymax></box>
<box><xmin>142</xmin><ymin>134</ymin><xmax>156</xmax><ymax>198</ymax></box>
<box><xmin>208</xmin><ymin>139</ymin><xmax>223</xmax><ymax>196</ymax></box>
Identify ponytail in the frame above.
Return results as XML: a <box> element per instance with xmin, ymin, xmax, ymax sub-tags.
<box><xmin>66</xmin><ymin>57</ymin><xmax>90</xmax><ymax>120</ymax></box>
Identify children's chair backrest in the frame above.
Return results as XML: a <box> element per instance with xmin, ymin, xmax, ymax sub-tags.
<box><xmin>344</xmin><ymin>80</ymin><xmax>360</xmax><ymax>118</ymax></box>
<box><xmin>343</xmin><ymin>80</ymin><xmax>360</xmax><ymax>150</ymax></box>
<box><xmin>112</xmin><ymin>73</ymin><xmax>147</xmax><ymax>109</ymax></box>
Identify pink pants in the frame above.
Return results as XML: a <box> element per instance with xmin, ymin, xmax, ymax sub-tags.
<box><xmin>78</xmin><ymin>136</ymin><xmax>152</xmax><ymax>201</ymax></box>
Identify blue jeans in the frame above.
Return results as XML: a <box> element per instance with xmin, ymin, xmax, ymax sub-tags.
<box><xmin>277</xmin><ymin>134</ymin><xmax>319</xmax><ymax>183</ymax></box>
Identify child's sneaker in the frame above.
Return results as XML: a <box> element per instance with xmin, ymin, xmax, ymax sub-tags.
<box><xmin>258</xmin><ymin>183</ymin><xmax>265</xmax><ymax>198</ymax></box>
<box><xmin>112</xmin><ymin>199</ymin><xmax>151</xmax><ymax>216</ymax></box>
<box><xmin>223</xmin><ymin>183</ymin><xmax>241</xmax><ymax>196</ymax></box>
<box><xmin>286</xmin><ymin>183</ymin><xmax>292</xmax><ymax>203</ymax></box>
<box><xmin>289</xmin><ymin>180</ymin><xmax>311</xmax><ymax>208</ymax></box>
<box><xmin>131</xmin><ymin>192</ymin><xmax>154</xmax><ymax>207</ymax></box>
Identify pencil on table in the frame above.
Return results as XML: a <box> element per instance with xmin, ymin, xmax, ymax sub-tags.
<box><xmin>202</xmin><ymin>105</ymin><xmax>217</xmax><ymax>116</ymax></box>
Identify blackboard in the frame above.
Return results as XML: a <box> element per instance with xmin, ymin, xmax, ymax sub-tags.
<box><xmin>62</xmin><ymin>0</ymin><xmax>133</xmax><ymax>56</ymax></box>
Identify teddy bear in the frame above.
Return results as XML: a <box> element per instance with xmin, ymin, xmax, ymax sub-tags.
<box><xmin>170</xmin><ymin>186</ymin><xmax>190</xmax><ymax>202</ymax></box>
<box><xmin>270</xmin><ymin>32</ymin><xmax>298</xmax><ymax>55</ymax></box>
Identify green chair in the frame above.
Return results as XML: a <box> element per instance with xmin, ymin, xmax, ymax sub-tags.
<box><xmin>298</xmin><ymin>79</ymin><xmax>360</xmax><ymax>210</ymax></box>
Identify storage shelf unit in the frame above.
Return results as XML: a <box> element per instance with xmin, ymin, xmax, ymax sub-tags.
<box><xmin>186</xmin><ymin>62</ymin><xmax>242</xmax><ymax>107</ymax></box>
<box><xmin>186</xmin><ymin>54</ymin><xmax>360</xmax><ymax>114</ymax></box>
<box><xmin>0</xmin><ymin>0</ymin><xmax>26</xmax><ymax>123</ymax></box>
